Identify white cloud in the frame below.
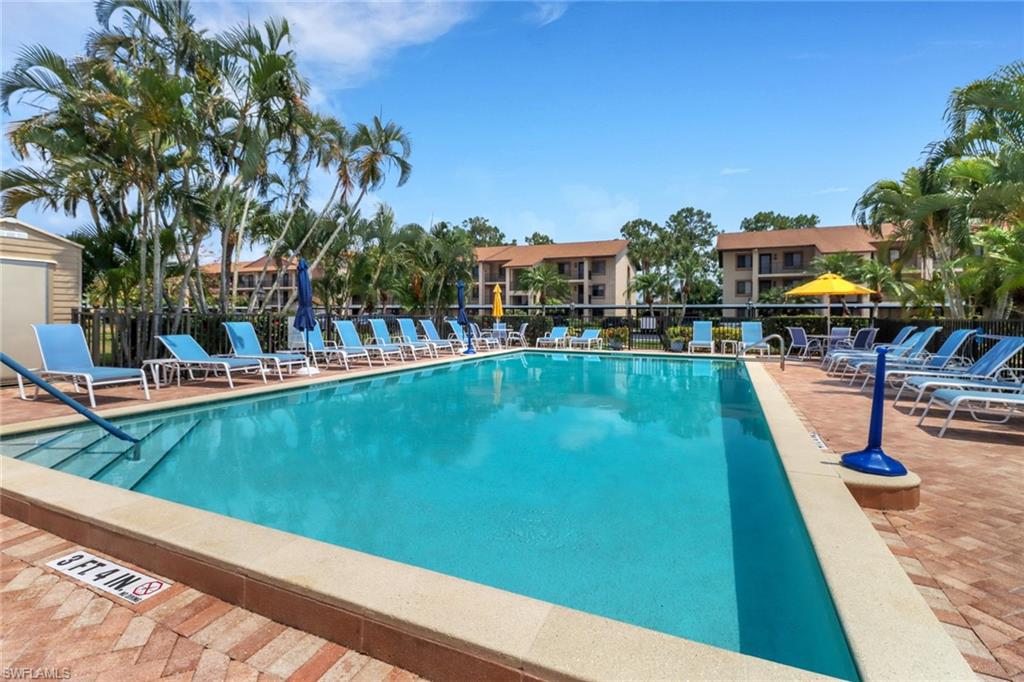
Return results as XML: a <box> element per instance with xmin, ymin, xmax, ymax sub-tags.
<box><xmin>809</xmin><ymin>186</ymin><xmax>849</xmax><ymax>195</ymax></box>
<box><xmin>526</xmin><ymin>2</ymin><xmax>568</xmax><ymax>27</ymax></box>
<box><xmin>719</xmin><ymin>167</ymin><xmax>751</xmax><ymax>176</ymax></box>
<box><xmin>510</xmin><ymin>210</ymin><xmax>558</xmax><ymax>239</ymax></box>
<box><xmin>196</xmin><ymin>1</ymin><xmax>474</xmax><ymax>87</ymax></box>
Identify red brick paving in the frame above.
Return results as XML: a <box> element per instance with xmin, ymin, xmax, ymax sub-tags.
<box><xmin>0</xmin><ymin>516</ymin><xmax>425</xmax><ymax>682</ymax></box>
<box><xmin>765</xmin><ymin>361</ymin><xmax>1023</xmax><ymax>681</ymax></box>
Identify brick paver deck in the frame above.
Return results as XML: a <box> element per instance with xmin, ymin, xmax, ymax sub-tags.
<box><xmin>765</xmin><ymin>361</ymin><xmax>1023</xmax><ymax>682</ymax></box>
<box><xmin>0</xmin><ymin>515</ymin><xmax>423</xmax><ymax>681</ymax></box>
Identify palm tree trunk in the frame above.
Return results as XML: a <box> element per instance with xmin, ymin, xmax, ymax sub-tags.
<box><xmin>249</xmin><ymin>164</ymin><xmax>328</xmax><ymax>313</ymax></box>
<box><xmin>280</xmin><ymin>186</ymin><xmax>368</xmax><ymax>311</ymax></box>
<box><xmin>229</xmin><ymin>186</ymin><xmax>256</xmax><ymax>305</ymax></box>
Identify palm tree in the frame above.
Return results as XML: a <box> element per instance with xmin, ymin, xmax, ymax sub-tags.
<box><xmin>280</xmin><ymin>116</ymin><xmax>412</xmax><ymax>311</ymax></box>
<box><xmin>856</xmin><ymin>259</ymin><xmax>912</xmax><ymax>320</ymax></box>
<box><xmin>519</xmin><ymin>264</ymin><xmax>570</xmax><ymax>313</ymax></box>
<box><xmin>853</xmin><ymin>166</ymin><xmax>972</xmax><ymax>317</ymax></box>
<box><xmin>626</xmin><ymin>271</ymin><xmax>673</xmax><ymax>315</ymax></box>
<box><xmin>808</xmin><ymin>251</ymin><xmax>864</xmax><ymax>278</ymax></box>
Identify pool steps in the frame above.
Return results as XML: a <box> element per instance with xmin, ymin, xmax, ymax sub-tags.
<box><xmin>1</xmin><ymin>420</ymin><xmax>200</xmax><ymax>491</ymax></box>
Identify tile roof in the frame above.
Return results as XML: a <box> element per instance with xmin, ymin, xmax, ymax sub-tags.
<box><xmin>474</xmin><ymin>239</ymin><xmax>628</xmax><ymax>268</ymax></box>
<box><xmin>716</xmin><ymin>224</ymin><xmax>898</xmax><ymax>254</ymax></box>
<box><xmin>200</xmin><ymin>256</ymin><xmax>299</xmax><ymax>275</ymax></box>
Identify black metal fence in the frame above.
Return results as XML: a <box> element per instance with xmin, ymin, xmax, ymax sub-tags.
<box><xmin>72</xmin><ymin>308</ymin><xmax>1024</xmax><ymax>369</ymax></box>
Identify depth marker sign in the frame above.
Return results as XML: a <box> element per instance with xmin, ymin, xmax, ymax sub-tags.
<box><xmin>46</xmin><ymin>551</ymin><xmax>172</xmax><ymax>604</ymax></box>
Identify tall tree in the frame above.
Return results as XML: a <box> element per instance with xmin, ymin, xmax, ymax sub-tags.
<box><xmin>524</xmin><ymin>231</ymin><xmax>553</xmax><ymax>245</ymax></box>
<box><xmin>462</xmin><ymin>216</ymin><xmax>506</xmax><ymax>246</ymax></box>
<box><xmin>739</xmin><ymin>211</ymin><xmax>820</xmax><ymax>232</ymax></box>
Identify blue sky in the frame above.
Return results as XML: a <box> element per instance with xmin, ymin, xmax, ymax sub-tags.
<box><xmin>2</xmin><ymin>1</ymin><xmax>1022</xmax><ymax>250</ymax></box>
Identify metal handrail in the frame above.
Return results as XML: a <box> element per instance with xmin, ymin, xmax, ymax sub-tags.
<box><xmin>0</xmin><ymin>352</ymin><xmax>139</xmax><ymax>453</ymax></box>
<box><xmin>735</xmin><ymin>334</ymin><xmax>787</xmax><ymax>371</ymax></box>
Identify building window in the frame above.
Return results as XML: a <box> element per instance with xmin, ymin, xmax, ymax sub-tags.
<box><xmin>557</xmin><ymin>262</ymin><xmax>569</xmax><ymax>276</ymax></box>
<box><xmin>591</xmin><ymin>259</ymin><xmax>606</xmax><ymax>275</ymax></box>
<box><xmin>889</xmin><ymin>248</ymin><xmax>901</xmax><ymax>263</ymax></box>
<box><xmin>591</xmin><ymin>284</ymin><xmax>605</xmax><ymax>298</ymax></box>
<box><xmin>783</xmin><ymin>252</ymin><xmax>803</xmax><ymax>269</ymax></box>
<box><xmin>736</xmin><ymin>253</ymin><xmax>752</xmax><ymax>269</ymax></box>
<box><xmin>736</xmin><ymin>280</ymin><xmax>752</xmax><ymax>296</ymax></box>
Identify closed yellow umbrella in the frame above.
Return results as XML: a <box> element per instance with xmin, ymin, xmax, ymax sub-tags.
<box><xmin>784</xmin><ymin>273</ymin><xmax>874</xmax><ymax>333</ymax></box>
<box><xmin>492</xmin><ymin>283</ymin><xmax>504</xmax><ymax>320</ymax></box>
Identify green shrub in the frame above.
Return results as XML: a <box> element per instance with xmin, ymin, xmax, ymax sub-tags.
<box><xmin>603</xmin><ymin>326</ymin><xmax>629</xmax><ymax>347</ymax></box>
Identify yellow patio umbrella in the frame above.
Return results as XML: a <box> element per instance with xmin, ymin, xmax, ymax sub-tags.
<box><xmin>784</xmin><ymin>273</ymin><xmax>874</xmax><ymax>333</ymax></box>
<box><xmin>492</xmin><ymin>283</ymin><xmax>504</xmax><ymax>320</ymax></box>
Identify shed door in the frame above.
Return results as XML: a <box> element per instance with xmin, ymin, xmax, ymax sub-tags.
<box><xmin>0</xmin><ymin>258</ymin><xmax>50</xmax><ymax>381</ymax></box>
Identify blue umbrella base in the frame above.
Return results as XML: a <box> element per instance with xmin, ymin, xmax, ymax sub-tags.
<box><xmin>841</xmin><ymin>447</ymin><xmax>908</xmax><ymax>477</ymax></box>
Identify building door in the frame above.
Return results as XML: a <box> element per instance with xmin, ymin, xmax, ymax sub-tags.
<box><xmin>759</xmin><ymin>253</ymin><xmax>772</xmax><ymax>274</ymax></box>
<box><xmin>0</xmin><ymin>259</ymin><xmax>49</xmax><ymax>382</ymax></box>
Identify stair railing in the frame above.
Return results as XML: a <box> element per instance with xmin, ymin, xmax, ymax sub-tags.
<box><xmin>734</xmin><ymin>334</ymin><xmax>787</xmax><ymax>371</ymax></box>
<box><xmin>1</xmin><ymin>352</ymin><xmax>140</xmax><ymax>459</ymax></box>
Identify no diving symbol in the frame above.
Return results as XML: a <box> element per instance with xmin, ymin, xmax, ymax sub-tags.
<box><xmin>133</xmin><ymin>580</ymin><xmax>164</xmax><ymax>597</ymax></box>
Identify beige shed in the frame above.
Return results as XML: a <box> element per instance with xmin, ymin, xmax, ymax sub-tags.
<box><xmin>0</xmin><ymin>217</ymin><xmax>84</xmax><ymax>382</ymax></box>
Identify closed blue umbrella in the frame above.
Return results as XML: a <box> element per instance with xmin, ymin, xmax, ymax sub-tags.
<box><xmin>456</xmin><ymin>280</ymin><xmax>475</xmax><ymax>355</ymax></box>
<box><xmin>293</xmin><ymin>259</ymin><xmax>318</xmax><ymax>371</ymax></box>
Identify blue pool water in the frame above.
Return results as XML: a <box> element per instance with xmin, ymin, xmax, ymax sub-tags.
<box><xmin>11</xmin><ymin>353</ymin><xmax>857</xmax><ymax>679</ymax></box>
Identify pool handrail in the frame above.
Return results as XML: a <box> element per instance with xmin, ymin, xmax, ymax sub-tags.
<box><xmin>734</xmin><ymin>334</ymin><xmax>786</xmax><ymax>371</ymax></box>
<box><xmin>1</xmin><ymin>351</ymin><xmax>139</xmax><ymax>448</ymax></box>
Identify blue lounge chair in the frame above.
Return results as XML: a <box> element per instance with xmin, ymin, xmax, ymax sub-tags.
<box><xmin>740</xmin><ymin>321</ymin><xmax>770</xmax><ymax>355</ymax></box>
<box><xmin>334</xmin><ymin>320</ymin><xmax>401</xmax><ymax>365</ymax></box>
<box><xmin>917</xmin><ymin>384</ymin><xmax>1024</xmax><ymax>437</ymax></box>
<box><xmin>786</xmin><ymin>327</ymin><xmax>820</xmax><ymax>360</ymax></box>
<box><xmin>689</xmin><ymin>321</ymin><xmax>715</xmax><ymax>354</ymax></box>
<box><xmin>838</xmin><ymin>327</ymin><xmax>942</xmax><ymax>380</ymax></box>
<box><xmin>302</xmin><ymin>322</ymin><xmax>372</xmax><ymax>369</ymax></box>
<box><xmin>369</xmin><ymin>318</ymin><xmax>422</xmax><ymax>360</ymax></box>
<box><xmin>22</xmin><ymin>324</ymin><xmax>150</xmax><ymax>407</ymax></box>
<box><xmin>470</xmin><ymin>323</ymin><xmax>501</xmax><ymax>349</ymax></box>
<box><xmin>536</xmin><ymin>326</ymin><xmax>568</xmax><ymax>348</ymax></box>
<box><xmin>419</xmin><ymin>317</ymin><xmax>460</xmax><ymax>352</ymax></box>
<box><xmin>826</xmin><ymin>332</ymin><xmax>922</xmax><ymax>375</ymax></box>
<box><xmin>222</xmin><ymin>321</ymin><xmax>308</xmax><ymax>381</ymax></box>
<box><xmin>857</xmin><ymin>328</ymin><xmax>976</xmax><ymax>390</ymax></box>
<box><xmin>447</xmin><ymin>321</ymin><xmax>489</xmax><ymax>351</ymax></box>
<box><xmin>876</xmin><ymin>325</ymin><xmax>917</xmax><ymax>349</ymax></box>
<box><xmin>569</xmin><ymin>329</ymin><xmax>603</xmax><ymax>349</ymax></box>
<box><xmin>398</xmin><ymin>318</ymin><xmax>445</xmax><ymax>356</ymax></box>
<box><xmin>892</xmin><ymin>336</ymin><xmax>1024</xmax><ymax>412</ymax></box>
<box><xmin>421</xmin><ymin>319</ymin><xmax>464</xmax><ymax>352</ymax></box>
<box><xmin>157</xmin><ymin>334</ymin><xmax>264</xmax><ymax>388</ymax></box>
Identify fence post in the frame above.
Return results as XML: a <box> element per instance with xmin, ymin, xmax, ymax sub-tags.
<box><xmin>90</xmin><ymin>309</ymin><xmax>101</xmax><ymax>365</ymax></box>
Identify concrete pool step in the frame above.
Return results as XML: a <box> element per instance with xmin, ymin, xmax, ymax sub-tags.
<box><xmin>55</xmin><ymin>423</ymin><xmax>165</xmax><ymax>479</ymax></box>
<box><xmin>0</xmin><ymin>430</ymin><xmax>70</xmax><ymax>458</ymax></box>
<box><xmin>96</xmin><ymin>419</ymin><xmax>201</xmax><ymax>490</ymax></box>
<box><xmin>14</xmin><ymin>427</ymin><xmax>109</xmax><ymax>469</ymax></box>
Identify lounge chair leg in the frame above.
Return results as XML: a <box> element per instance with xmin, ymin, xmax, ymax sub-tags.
<box><xmin>85</xmin><ymin>378</ymin><xmax>97</xmax><ymax>408</ymax></box>
<box><xmin>275</xmin><ymin>360</ymin><xmax>284</xmax><ymax>382</ymax></box>
<box><xmin>141</xmin><ymin>373</ymin><xmax>151</xmax><ymax>401</ymax></box>
<box><xmin>938</xmin><ymin>403</ymin><xmax>959</xmax><ymax>438</ymax></box>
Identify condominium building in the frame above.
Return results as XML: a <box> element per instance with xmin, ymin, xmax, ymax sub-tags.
<box><xmin>716</xmin><ymin>224</ymin><xmax>926</xmax><ymax>314</ymax></box>
<box><xmin>200</xmin><ymin>257</ymin><xmax>311</xmax><ymax>310</ymax></box>
<box><xmin>471</xmin><ymin>239</ymin><xmax>632</xmax><ymax>314</ymax></box>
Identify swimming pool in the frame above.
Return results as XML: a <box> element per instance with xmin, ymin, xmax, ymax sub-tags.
<box><xmin>4</xmin><ymin>353</ymin><xmax>857</xmax><ymax>679</ymax></box>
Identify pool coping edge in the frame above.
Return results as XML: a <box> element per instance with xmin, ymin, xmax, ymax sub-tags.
<box><xmin>744</xmin><ymin>362</ymin><xmax>972</xmax><ymax>681</ymax></box>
